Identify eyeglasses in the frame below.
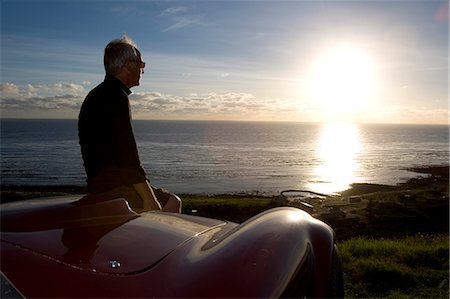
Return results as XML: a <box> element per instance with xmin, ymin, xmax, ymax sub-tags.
<box><xmin>136</xmin><ymin>60</ymin><xmax>146</xmax><ymax>69</ymax></box>
<box><xmin>129</xmin><ymin>59</ymin><xmax>146</xmax><ymax>74</ymax></box>
<box><xmin>129</xmin><ymin>59</ymin><xmax>145</xmax><ymax>69</ymax></box>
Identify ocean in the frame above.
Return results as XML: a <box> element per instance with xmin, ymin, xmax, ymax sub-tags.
<box><xmin>1</xmin><ymin>119</ymin><xmax>448</xmax><ymax>195</ymax></box>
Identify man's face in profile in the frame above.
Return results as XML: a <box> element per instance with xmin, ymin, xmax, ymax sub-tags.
<box><xmin>128</xmin><ymin>52</ymin><xmax>145</xmax><ymax>88</ymax></box>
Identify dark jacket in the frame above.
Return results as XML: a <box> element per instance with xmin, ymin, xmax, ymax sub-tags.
<box><xmin>78</xmin><ymin>75</ymin><xmax>147</xmax><ymax>193</ymax></box>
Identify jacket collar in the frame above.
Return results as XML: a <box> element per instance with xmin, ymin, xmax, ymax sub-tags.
<box><xmin>104</xmin><ymin>75</ymin><xmax>132</xmax><ymax>95</ymax></box>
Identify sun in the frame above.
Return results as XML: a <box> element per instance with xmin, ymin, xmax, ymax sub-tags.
<box><xmin>307</xmin><ymin>45</ymin><xmax>377</xmax><ymax>120</ymax></box>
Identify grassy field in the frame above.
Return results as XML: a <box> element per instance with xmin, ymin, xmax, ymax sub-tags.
<box><xmin>339</xmin><ymin>235</ymin><xmax>449</xmax><ymax>298</ymax></box>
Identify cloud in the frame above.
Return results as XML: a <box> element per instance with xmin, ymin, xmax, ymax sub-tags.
<box><xmin>3</xmin><ymin>82</ymin><xmax>446</xmax><ymax>124</ymax></box>
<box><xmin>0</xmin><ymin>83</ymin><xmax>20</xmax><ymax>96</ymax></box>
<box><xmin>1</xmin><ymin>82</ymin><xmax>85</xmax><ymax>98</ymax></box>
<box><xmin>161</xmin><ymin>6</ymin><xmax>188</xmax><ymax>15</ymax></box>
<box><xmin>363</xmin><ymin>105</ymin><xmax>449</xmax><ymax>125</ymax></box>
<box><xmin>160</xmin><ymin>6</ymin><xmax>204</xmax><ymax>32</ymax></box>
<box><xmin>129</xmin><ymin>91</ymin><xmax>297</xmax><ymax>120</ymax></box>
<box><xmin>2</xmin><ymin>82</ymin><xmax>290</xmax><ymax>120</ymax></box>
<box><xmin>1</xmin><ymin>94</ymin><xmax>82</xmax><ymax>111</ymax></box>
<box><xmin>0</xmin><ymin>82</ymin><xmax>85</xmax><ymax>115</ymax></box>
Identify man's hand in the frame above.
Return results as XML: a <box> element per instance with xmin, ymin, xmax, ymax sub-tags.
<box><xmin>133</xmin><ymin>181</ymin><xmax>162</xmax><ymax>212</ymax></box>
<box><xmin>162</xmin><ymin>194</ymin><xmax>182</xmax><ymax>213</ymax></box>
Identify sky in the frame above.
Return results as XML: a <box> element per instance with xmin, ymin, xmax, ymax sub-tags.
<box><xmin>1</xmin><ymin>0</ymin><xmax>448</xmax><ymax>124</ymax></box>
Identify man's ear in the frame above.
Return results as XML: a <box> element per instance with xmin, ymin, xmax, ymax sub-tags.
<box><xmin>123</xmin><ymin>61</ymin><xmax>133</xmax><ymax>73</ymax></box>
<box><xmin>121</xmin><ymin>62</ymin><xmax>135</xmax><ymax>78</ymax></box>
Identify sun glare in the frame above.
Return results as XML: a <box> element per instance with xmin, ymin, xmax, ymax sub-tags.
<box><xmin>309</xmin><ymin>122</ymin><xmax>361</xmax><ymax>194</ymax></box>
<box><xmin>307</xmin><ymin>45</ymin><xmax>377</xmax><ymax>120</ymax></box>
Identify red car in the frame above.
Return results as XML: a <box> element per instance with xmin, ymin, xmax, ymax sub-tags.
<box><xmin>1</xmin><ymin>195</ymin><xmax>343</xmax><ymax>298</ymax></box>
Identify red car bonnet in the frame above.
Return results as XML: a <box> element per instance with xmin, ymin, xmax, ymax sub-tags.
<box><xmin>1</xmin><ymin>197</ymin><xmax>226</xmax><ymax>274</ymax></box>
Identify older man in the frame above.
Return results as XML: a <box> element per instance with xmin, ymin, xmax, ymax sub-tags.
<box><xmin>78</xmin><ymin>35</ymin><xmax>181</xmax><ymax>213</ymax></box>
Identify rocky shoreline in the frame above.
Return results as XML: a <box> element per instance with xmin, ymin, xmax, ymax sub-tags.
<box><xmin>304</xmin><ymin>166</ymin><xmax>449</xmax><ymax>239</ymax></box>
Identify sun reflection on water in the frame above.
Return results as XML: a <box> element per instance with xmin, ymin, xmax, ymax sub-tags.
<box><xmin>309</xmin><ymin>122</ymin><xmax>361</xmax><ymax>195</ymax></box>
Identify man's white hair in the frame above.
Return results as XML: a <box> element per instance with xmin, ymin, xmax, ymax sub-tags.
<box><xmin>104</xmin><ymin>34</ymin><xmax>140</xmax><ymax>76</ymax></box>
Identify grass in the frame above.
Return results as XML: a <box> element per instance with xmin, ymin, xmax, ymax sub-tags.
<box><xmin>339</xmin><ymin>234</ymin><xmax>449</xmax><ymax>298</ymax></box>
<box><xmin>181</xmin><ymin>195</ymin><xmax>280</xmax><ymax>223</ymax></box>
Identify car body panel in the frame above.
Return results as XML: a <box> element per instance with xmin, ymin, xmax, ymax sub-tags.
<box><xmin>1</xmin><ymin>196</ymin><xmax>338</xmax><ymax>298</ymax></box>
<box><xmin>2</xmin><ymin>197</ymin><xmax>226</xmax><ymax>274</ymax></box>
